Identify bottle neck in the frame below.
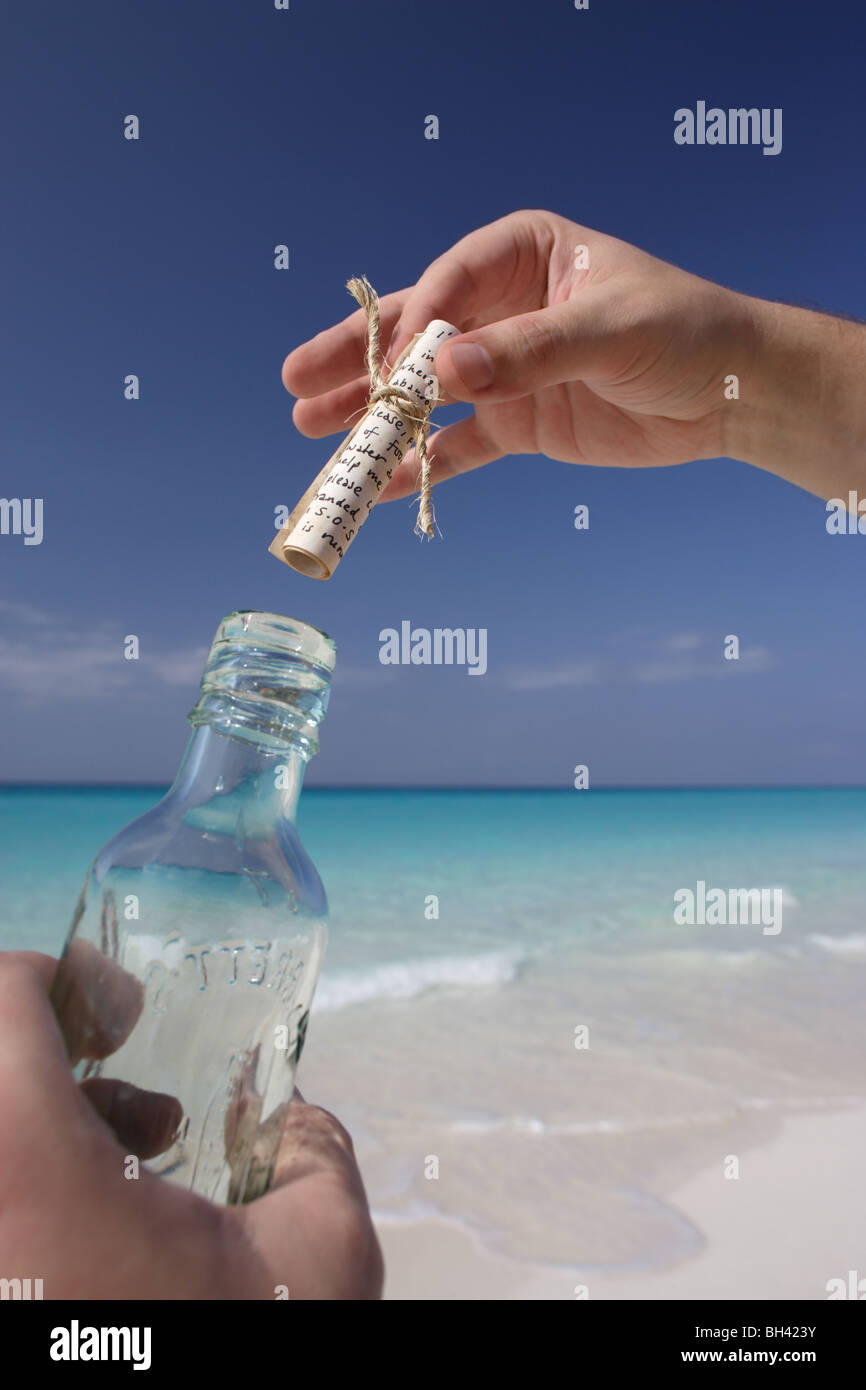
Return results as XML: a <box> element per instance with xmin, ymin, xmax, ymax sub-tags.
<box><xmin>170</xmin><ymin>724</ymin><xmax>307</xmax><ymax>828</ymax></box>
<box><xmin>175</xmin><ymin>612</ymin><xmax>335</xmax><ymax>830</ymax></box>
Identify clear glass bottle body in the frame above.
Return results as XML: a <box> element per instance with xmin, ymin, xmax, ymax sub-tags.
<box><xmin>51</xmin><ymin>612</ymin><xmax>336</xmax><ymax>1204</ymax></box>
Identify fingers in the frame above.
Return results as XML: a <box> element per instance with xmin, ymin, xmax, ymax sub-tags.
<box><xmin>0</xmin><ymin>949</ymin><xmax>58</xmax><ymax>990</ymax></box>
<box><xmin>431</xmin><ymin>291</ymin><xmax>627</xmax><ymax>405</ymax></box>
<box><xmin>0</xmin><ymin>954</ymin><xmax>75</xmax><ymax>1084</ymax></box>
<box><xmin>381</xmin><ymin>414</ymin><xmax>503</xmax><ymax>501</ymax></box>
<box><xmin>231</xmin><ymin>1099</ymin><xmax>383</xmax><ymax>1299</ymax></box>
<box><xmin>282</xmin><ymin>289</ymin><xmax>410</xmax><ymax>400</ymax></box>
<box><xmin>79</xmin><ymin>1078</ymin><xmax>183</xmax><ymax>1159</ymax></box>
<box><xmin>0</xmin><ymin>950</ymin><xmax>160</xmax><ymax>1179</ymax></box>
<box><xmin>0</xmin><ymin>955</ymin><xmax>102</xmax><ymax>1169</ymax></box>
<box><xmin>292</xmin><ymin>374</ymin><xmax>372</xmax><ymax>439</ymax></box>
<box><xmin>51</xmin><ymin>938</ymin><xmax>145</xmax><ymax>1066</ymax></box>
<box><xmin>284</xmin><ymin>211</ymin><xmax>563</xmax><ymax>406</ymax></box>
<box><xmin>291</xmin><ymin>373</ymin><xmax>461</xmax><ymax>440</ymax></box>
<box><xmin>387</xmin><ymin>209</ymin><xmax>557</xmax><ymax>361</ymax></box>
<box><xmin>269</xmin><ymin>1099</ymin><xmax>361</xmax><ymax>1194</ymax></box>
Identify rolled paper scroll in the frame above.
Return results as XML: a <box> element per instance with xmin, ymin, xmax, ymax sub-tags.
<box><xmin>269</xmin><ymin>318</ymin><xmax>460</xmax><ymax>580</ymax></box>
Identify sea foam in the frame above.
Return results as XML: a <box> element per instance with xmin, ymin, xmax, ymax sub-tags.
<box><xmin>809</xmin><ymin>932</ymin><xmax>866</xmax><ymax>957</ymax></box>
<box><xmin>315</xmin><ymin>950</ymin><xmax>520</xmax><ymax>1012</ymax></box>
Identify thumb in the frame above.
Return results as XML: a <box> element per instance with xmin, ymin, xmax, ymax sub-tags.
<box><xmin>229</xmin><ymin>1099</ymin><xmax>383</xmax><ymax>1299</ymax></box>
<box><xmin>434</xmin><ymin>290</ymin><xmax>625</xmax><ymax>404</ymax></box>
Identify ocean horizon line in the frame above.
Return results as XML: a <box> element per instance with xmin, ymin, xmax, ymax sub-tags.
<box><xmin>2</xmin><ymin>783</ymin><xmax>865</xmax><ymax>794</ymax></box>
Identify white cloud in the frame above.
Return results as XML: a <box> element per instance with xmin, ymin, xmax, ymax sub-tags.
<box><xmin>501</xmin><ymin>659</ymin><xmax>603</xmax><ymax>691</ymax></box>
<box><xmin>0</xmin><ymin>599</ymin><xmax>55</xmax><ymax>625</ymax></box>
<box><xmin>634</xmin><ymin>645</ymin><xmax>776</xmax><ymax>684</ymax></box>
<box><xmin>495</xmin><ymin>633</ymin><xmax>776</xmax><ymax>691</ymax></box>
<box><xmin>0</xmin><ymin>605</ymin><xmax>207</xmax><ymax>700</ymax></box>
<box><xmin>663</xmin><ymin>631</ymin><xmax>704</xmax><ymax>654</ymax></box>
<box><xmin>0</xmin><ymin>635</ymin><xmax>132</xmax><ymax>698</ymax></box>
<box><xmin>148</xmin><ymin>647</ymin><xmax>210</xmax><ymax>686</ymax></box>
<box><xmin>332</xmin><ymin>664</ymin><xmax>399</xmax><ymax>689</ymax></box>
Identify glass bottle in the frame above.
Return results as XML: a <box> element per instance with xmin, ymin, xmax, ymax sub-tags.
<box><xmin>50</xmin><ymin>611</ymin><xmax>336</xmax><ymax>1205</ymax></box>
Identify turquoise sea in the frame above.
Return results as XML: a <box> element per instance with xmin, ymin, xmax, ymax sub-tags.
<box><xmin>3</xmin><ymin>786</ymin><xmax>866</xmax><ymax>1278</ymax></box>
<box><xmin>6</xmin><ymin>785</ymin><xmax>866</xmax><ymax>960</ymax></box>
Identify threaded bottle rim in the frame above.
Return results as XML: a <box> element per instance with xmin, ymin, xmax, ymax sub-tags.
<box><xmin>188</xmin><ymin>611</ymin><xmax>337</xmax><ymax>754</ymax></box>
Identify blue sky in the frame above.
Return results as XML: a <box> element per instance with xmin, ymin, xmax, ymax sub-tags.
<box><xmin>2</xmin><ymin>0</ymin><xmax>865</xmax><ymax>786</ymax></box>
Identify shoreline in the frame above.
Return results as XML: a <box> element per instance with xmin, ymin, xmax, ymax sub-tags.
<box><xmin>377</xmin><ymin>1103</ymin><xmax>866</xmax><ymax>1300</ymax></box>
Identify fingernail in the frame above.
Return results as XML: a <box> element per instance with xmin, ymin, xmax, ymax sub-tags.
<box><xmin>447</xmin><ymin>341</ymin><xmax>495</xmax><ymax>391</ymax></box>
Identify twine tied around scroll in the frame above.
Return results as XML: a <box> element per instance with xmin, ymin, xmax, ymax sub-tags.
<box><xmin>346</xmin><ymin>275</ymin><xmax>440</xmax><ymax>539</ymax></box>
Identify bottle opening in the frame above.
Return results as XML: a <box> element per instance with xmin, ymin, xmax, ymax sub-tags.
<box><xmin>189</xmin><ymin>611</ymin><xmax>337</xmax><ymax>753</ymax></box>
<box><xmin>220</xmin><ymin>611</ymin><xmax>336</xmax><ymax>667</ymax></box>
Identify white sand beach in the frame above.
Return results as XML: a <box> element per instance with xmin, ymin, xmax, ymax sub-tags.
<box><xmin>377</xmin><ymin>1105</ymin><xmax>866</xmax><ymax>1300</ymax></box>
